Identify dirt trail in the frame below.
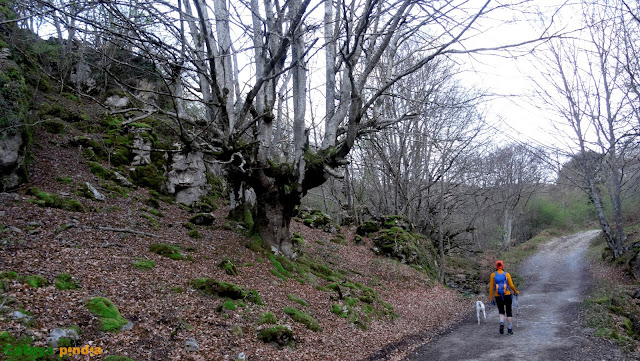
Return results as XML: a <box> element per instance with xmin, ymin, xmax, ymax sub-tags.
<box><xmin>405</xmin><ymin>230</ymin><xmax>630</xmax><ymax>361</ymax></box>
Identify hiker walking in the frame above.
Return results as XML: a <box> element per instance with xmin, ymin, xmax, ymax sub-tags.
<box><xmin>489</xmin><ymin>260</ymin><xmax>519</xmax><ymax>335</ymax></box>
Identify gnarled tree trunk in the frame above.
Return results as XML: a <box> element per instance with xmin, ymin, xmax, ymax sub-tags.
<box><xmin>255</xmin><ymin>187</ymin><xmax>298</xmax><ymax>258</ymax></box>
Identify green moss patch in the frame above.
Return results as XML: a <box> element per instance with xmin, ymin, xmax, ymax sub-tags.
<box><xmin>382</xmin><ymin>215</ymin><xmax>413</xmax><ymax>231</ymax></box>
<box><xmin>283</xmin><ymin>306</ymin><xmax>319</xmax><ymax>331</ymax></box>
<box><xmin>373</xmin><ymin>227</ymin><xmax>431</xmax><ymax>266</ymax></box>
<box><xmin>331</xmin><ymin>304</ymin><xmax>347</xmax><ymax>318</ymax></box>
<box><xmin>39</xmin><ymin>103</ymin><xmax>84</xmax><ymax>123</ymax></box>
<box><xmin>257</xmin><ymin>325</ymin><xmax>293</xmax><ymax>346</ymax></box>
<box><xmin>298</xmin><ymin>208</ymin><xmax>340</xmax><ymax>232</ymax></box>
<box><xmin>330</xmin><ymin>234</ymin><xmax>347</xmax><ymax>245</ymax></box>
<box><xmin>149</xmin><ymin>243</ymin><xmax>190</xmax><ymax>261</ymax></box>
<box><xmin>88</xmin><ymin>161</ymin><xmax>113</xmax><ymax>180</ymax></box>
<box><xmin>188</xmin><ymin>229</ymin><xmax>202</xmax><ymax>239</ymax></box>
<box><xmin>218</xmin><ymin>258</ymin><xmax>238</xmax><ymax>276</ymax></box>
<box><xmin>269</xmin><ymin>254</ymin><xmax>293</xmax><ymax>278</ymax></box>
<box><xmin>1</xmin><ymin>271</ymin><xmax>18</xmax><ymax>279</ymax></box>
<box><xmin>86</xmin><ymin>297</ymin><xmax>128</xmax><ymax>332</ymax></box>
<box><xmin>287</xmin><ymin>294</ymin><xmax>309</xmax><ymax>307</ymax></box>
<box><xmin>190</xmin><ymin>278</ymin><xmax>262</xmax><ymax>304</ymax></box>
<box><xmin>259</xmin><ymin>312</ymin><xmax>277</xmax><ymax>325</ymax></box>
<box><xmin>295</xmin><ymin>255</ymin><xmax>342</xmax><ymax>282</ymax></box>
<box><xmin>132</xmin><ymin>258</ymin><xmax>154</xmax><ymax>270</ymax></box>
<box><xmin>42</xmin><ymin>118</ymin><xmax>66</xmax><ymax>134</ymax></box>
<box><xmin>221</xmin><ymin>300</ymin><xmax>237</xmax><ymax>311</ymax></box>
<box><xmin>326</xmin><ymin>282</ymin><xmax>396</xmax><ymax>330</ymax></box>
<box><xmin>356</xmin><ymin>220</ymin><xmax>380</xmax><ymax>236</ymax></box>
<box><xmin>0</xmin><ymin>332</ymin><xmax>54</xmax><ymax>361</ymax></box>
<box><xmin>189</xmin><ymin>212</ymin><xmax>215</xmax><ymax>226</ymax></box>
<box><xmin>584</xmin><ymin>282</ymin><xmax>640</xmax><ymax>351</ymax></box>
<box><xmin>55</xmin><ymin>273</ymin><xmax>79</xmax><ymax>290</ymax></box>
<box><xmin>246</xmin><ymin>236</ymin><xmax>264</xmax><ymax>252</ymax></box>
<box><xmin>292</xmin><ymin>232</ymin><xmax>304</xmax><ymax>245</ymax></box>
<box><xmin>26</xmin><ymin>187</ymin><xmax>83</xmax><ymax>212</ymax></box>
<box><xmin>24</xmin><ymin>275</ymin><xmax>47</xmax><ymax>288</ymax></box>
<box><xmin>55</xmin><ymin>176</ymin><xmax>73</xmax><ymax>184</ymax></box>
<box><xmin>130</xmin><ymin>164</ymin><xmax>164</xmax><ymax>191</ymax></box>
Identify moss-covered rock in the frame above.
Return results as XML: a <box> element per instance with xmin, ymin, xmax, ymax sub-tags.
<box><xmin>39</xmin><ymin>102</ymin><xmax>84</xmax><ymax>123</ymax></box>
<box><xmin>246</xmin><ymin>235</ymin><xmax>264</xmax><ymax>252</ymax></box>
<box><xmin>0</xmin><ymin>55</ymin><xmax>31</xmax><ymax>191</ymax></box>
<box><xmin>190</xmin><ymin>278</ymin><xmax>261</xmax><ymax>304</ymax></box>
<box><xmin>149</xmin><ymin>243</ymin><xmax>190</xmax><ymax>260</ymax></box>
<box><xmin>86</xmin><ymin>297</ymin><xmax>128</xmax><ymax>332</ymax></box>
<box><xmin>42</xmin><ymin>118</ymin><xmax>66</xmax><ymax>134</ymax></box>
<box><xmin>330</xmin><ymin>234</ymin><xmax>347</xmax><ymax>245</ymax></box>
<box><xmin>269</xmin><ymin>254</ymin><xmax>293</xmax><ymax>279</ymax></box>
<box><xmin>189</xmin><ymin>212</ymin><xmax>215</xmax><ymax>226</ymax></box>
<box><xmin>227</xmin><ymin>203</ymin><xmax>254</xmax><ymax>232</ymax></box>
<box><xmin>298</xmin><ymin>208</ymin><xmax>340</xmax><ymax>233</ymax></box>
<box><xmin>190</xmin><ymin>200</ymin><xmax>216</xmax><ymax>213</ymax></box>
<box><xmin>373</xmin><ymin>227</ymin><xmax>428</xmax><ymax>265</ymax></box>
<box><xmin>257</xmin><ymin>325</ymin><xmax>293</xmax><ymax>346</ymax></box>
<box><xmin>87</xmin><ymin>162</ymin><xmax>113</xmax><ymax>180</ymax></box>
<box><xmin>382</xmin><ymin>215</ymin><xmax>413</xmax><ymax>231</ymax></box>
<box><xmin>356</xmin><ymin>220</ymin><xmax>380</xmax><ymax>236</ymax></box>
<box><xmin>149</xmin><ymin>243</ymin><xmax>180</xmax><ymax>256</ymax></box>
<box><xmin>130</xmin><ymin>164</ymin><xmax>164</xmax><ymax>191</ymax></box>
<box><xmin>331</xmin><ymin>303</ymin><xmax>347</xmax><ymax>318</ymax></box>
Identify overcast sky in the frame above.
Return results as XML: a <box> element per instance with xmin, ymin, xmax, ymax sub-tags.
<box><xmin>456</xmin><ymin>0</ymin><xmax>584</xmax><ymax>150</ymax></box>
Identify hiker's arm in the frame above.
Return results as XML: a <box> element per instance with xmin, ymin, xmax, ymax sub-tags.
<box><xmin>507</xmin><ymin>273</ymin><xmax>518</xmax><ymax>294</ymax></box>
<box><xmin>488</xmin><ymin>273</ymin><xmax>495</xmax><ymax>300</ymax></box>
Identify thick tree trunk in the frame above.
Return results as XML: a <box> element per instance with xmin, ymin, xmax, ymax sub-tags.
<box><xmin>255</xmin><ymin>187</ymin><xmax>298</xmax><ymax>259</ymax></box>
<box><xmin>588</xmin><ymin>178</ymin><xmax>623</xmax><ymax>258</ymax></box>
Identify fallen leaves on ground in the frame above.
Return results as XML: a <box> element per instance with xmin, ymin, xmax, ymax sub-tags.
<box><xmin>0</xmin><ymin>132</ymin><xmax>470</xmax><ymax>360</ymax></box>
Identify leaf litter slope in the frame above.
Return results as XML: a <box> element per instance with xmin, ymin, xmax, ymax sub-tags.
<box><xmin>0</xmin><ymin>130</ymin><xmax>468</xmax><ymax>360</ymax></box>
<box><xmin>405</xmin><ymin>230</ymin><xmax>632</xmax><ymax>361</ymax></box>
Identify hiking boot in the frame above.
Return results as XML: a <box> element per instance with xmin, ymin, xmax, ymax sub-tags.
<box><xmin>508</xmin><ymin>328</ymin><xmax>513</xmax><ymax>335</ymax></box>
<box><xmin>499</xmin><ymin>324</ymin><xmax>504</xmax><ymax>334</ymax></box>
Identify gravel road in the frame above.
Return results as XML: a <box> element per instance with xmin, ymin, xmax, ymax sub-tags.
<box><xmin>405</xmin><ymin>230</ymin><xmax>632</xmax><ymax>361</ymax></box>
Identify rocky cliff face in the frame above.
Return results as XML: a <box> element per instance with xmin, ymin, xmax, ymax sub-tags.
<box><xmin>0</xmin><ymin>129</ymin><xmax>25</xmax><ymax>191</ymax></box>
<box><xmin>165</xmin><ymin>151</ymin><xmax>209</xmax><ymax>205</ymax></box>
<box><xmin>0</xmin><ymin>52</ymin><xmax>30</xmax><ymax>191</ymax></box>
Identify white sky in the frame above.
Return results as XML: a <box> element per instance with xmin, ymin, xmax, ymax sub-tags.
<box><xmin>27</xmin><ymin>0</ymin><xmax>593</xmax><ymax>155</ymax></box>
<box><xmin>453</xmin><ymin>0</ymin><xmax>584</xmax><ymax>150</ymax></box>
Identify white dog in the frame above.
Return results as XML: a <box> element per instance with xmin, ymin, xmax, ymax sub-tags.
<box><xmin>476</xmin><ymin>301</ymin><xmax>486</xmax><ymax>324</ymax></box>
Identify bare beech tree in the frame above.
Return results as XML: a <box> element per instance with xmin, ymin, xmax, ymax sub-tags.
<box><xmin>483</xmin><ymin>145</ymin><xmax>546</xmax><ymax>246</ymax></box>
<box><xmin>620</xmin><ymin>1</ymin><xmax>640</xmax><ymax>128</ymax></box>
<box><xmin>534</xmin><ymin>0</ymin><xmax>640</xmax><ymax>258</ymax></box>
<box><xmin>352</xmin><ymin>52</ymin><xmax>488</xmax><ymax>281</ymax></box>
<box><xmin>23</xmin><ymin>0</ymin><xmax>553</xmax><ymax>257</ymax></box>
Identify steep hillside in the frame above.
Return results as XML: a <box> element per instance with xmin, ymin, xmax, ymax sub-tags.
<box><xmin>0</xmin><ymin>116</ymin><xmax>469</xmax><ymax>360</ymax></box>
